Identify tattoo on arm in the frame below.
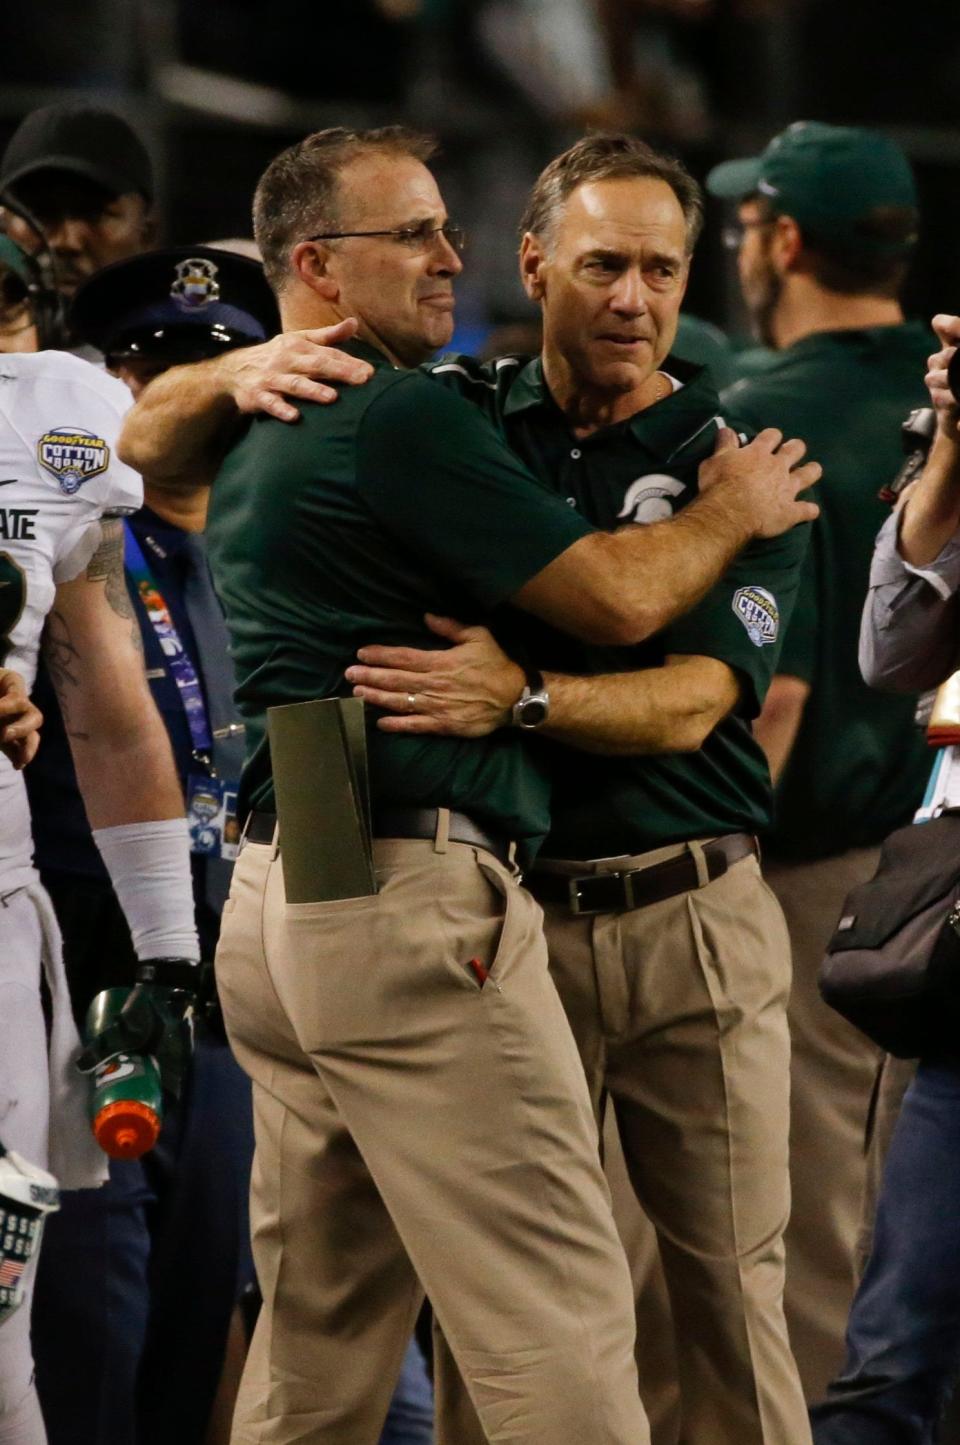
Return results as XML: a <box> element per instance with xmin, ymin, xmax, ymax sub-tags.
<box><xmin>42</xmin><ymin>608</ymin><xmax>89</xmax><ymax>741</ymax></box>
<box><xmin>86</xmin><ymin>519</ymin><xmax>143</xmax><ymax>654</ymax></box>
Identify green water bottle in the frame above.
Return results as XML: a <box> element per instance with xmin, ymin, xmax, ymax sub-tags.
<box><xmin>85</xmin><ymin>988</ymin><xmax>163</xmax><ymax>1159</ymax></box>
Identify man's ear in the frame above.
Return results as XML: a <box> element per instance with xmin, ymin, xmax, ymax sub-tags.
<box><xmin>290</xmin><ymin>240</ymin><xmax>339</xmax><ymax>300</ymax></box>
<box><xmin>771</xmin><ymin>214</ymin><xmax>803</xmax><ymax>274</ymax></box>
<box><xmin>519</xmin><ymin>231</ymin><xmax>548</xmax><ymax>302</ymax></box>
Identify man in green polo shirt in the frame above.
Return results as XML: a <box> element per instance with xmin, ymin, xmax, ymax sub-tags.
<box><xmin>707</xmin><ymin>121</ymin><xmax>932</xmax><ymax>1402</ymax></box>
<box><xmin>346</xmin><ymin>133</ymin><xmax>816</xmax><ymax>1445</ymax></box>
<box><xmin>116</xmin><ymin>126</ymin><xmax>818</xmax><ymax>1445</ymax></box>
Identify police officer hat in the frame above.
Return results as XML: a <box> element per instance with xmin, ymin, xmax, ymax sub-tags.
<box><xmin>69</xmin><ymin>245</ymin><xmax>279</xmax><ymax>363</ymax></box>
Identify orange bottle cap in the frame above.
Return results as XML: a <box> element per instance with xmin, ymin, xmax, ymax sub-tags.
<box><xmin>92</xmin><ymin>1099</ymin><xmax>161</xmax><ymax>1159</ymax></box>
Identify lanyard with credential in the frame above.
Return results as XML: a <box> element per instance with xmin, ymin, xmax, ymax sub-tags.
<box><xmin>123</xmin><ymin>522</ymin><xmax>214</xmax><ymax>771</ymax></box>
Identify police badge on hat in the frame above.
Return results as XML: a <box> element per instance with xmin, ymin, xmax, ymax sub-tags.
<box><xmin>170</xmin><ymin>257</ymin><xmax>220</xmax><ymax>311</ymax></box>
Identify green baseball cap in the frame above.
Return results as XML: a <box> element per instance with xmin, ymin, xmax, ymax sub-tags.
<box><xmin>707</xmin><ymin>121</ymin><xmax>918</xmax><ymax>249</ymax></box>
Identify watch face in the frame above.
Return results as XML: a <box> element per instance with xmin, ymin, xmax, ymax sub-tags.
<box><xmin>519</xmin><ymin>695</ymin><xmax>549</xmax><ymax>728</ymax></box>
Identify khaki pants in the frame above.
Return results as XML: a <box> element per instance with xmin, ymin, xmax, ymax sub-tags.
<box><xmin>540</xmin><ymin>846</ymin><xmax>808</xmax><ymax>1445</ymax></box>
<box><xmin>764</xmin><ymin>848</ymin><xmax>883</xmax><ymax>1404</ymax></box>
<box><xmin>216</xmin><ymin>832</ymin><xmax>648</xmax><ymax>1445</ymax></box>
<box><xmin>603</xmin><ymin>1120</ymin><xmax>681</xmax><ymax>1445</ymax></box>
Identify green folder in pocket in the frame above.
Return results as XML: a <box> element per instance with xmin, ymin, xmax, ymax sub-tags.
<box><xmin>266</xmin><ymin>696</ymin><xmax>377</xmax><ymax>904</ymax></box>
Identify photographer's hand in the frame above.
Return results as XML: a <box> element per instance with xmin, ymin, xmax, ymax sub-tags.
<box><xmin>899</xmin><ymin>316</ymin><xmax>960</xmax><ymax>567</ymax></box>
<box><xmin>926</xmin><ymin>315</ymin><xmax>960</xmax><ymax>441</ymax></box>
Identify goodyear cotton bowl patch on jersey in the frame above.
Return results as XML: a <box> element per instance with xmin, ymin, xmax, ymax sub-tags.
<box><xmin>37</xmin><ymin>427</ymin><xmax>110</xmax><ymax>495</ymax></box>
<box><xmin>733</xmin><ymin>585</ymin><xmax>779</xmax><ymax>647</ymax></box>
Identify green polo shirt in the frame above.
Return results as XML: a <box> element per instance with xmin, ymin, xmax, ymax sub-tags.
<box><xmin>205</xmin><ymin>340</ymin><xmax>593</xmax><ymax>857</ymax></box>
<box><xmin>429</xmin><ymin>353</ymin><xmax>809</xmax><ymax>857</ymax></box>
<box><xmin>722</xmin><ymin>323</ymin><xmax>933</xmax><ymax>860</ymax></box>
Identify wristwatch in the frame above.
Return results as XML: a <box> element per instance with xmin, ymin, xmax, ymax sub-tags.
<box><xmin>511</xmin><ymin>668</ymin><xmax>550</xmax><ymax>730</ymax></box>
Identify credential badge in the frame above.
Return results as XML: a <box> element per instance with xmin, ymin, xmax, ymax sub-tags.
<box><xmin>37</xmin><ymin>427</ymin><xmax>110</xmax><ymax>495</ymax></box>
<box><xmin>617</xmin><ymin>474</ymin><xmax>687</xmax><ymax>525</ymax></box>
<box><xmin>171</xmin><ymin>256</ymin><xmax>220</xmax><ymax>310</ymax></box>
<box><xmin>732</xmin><ymin>585</ymin><xmax>779</xmax><ymax>647</ymax></box>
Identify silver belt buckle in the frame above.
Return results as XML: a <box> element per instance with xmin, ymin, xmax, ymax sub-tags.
<box><xmin>567</xmin><ymin>870</ymin><xmax>636</xmax><ymax>916</ymax></box>
<box><xmin>567</xmin><ymin>876</ymin><xmax>588</xmax><ymax>915</ymax></box>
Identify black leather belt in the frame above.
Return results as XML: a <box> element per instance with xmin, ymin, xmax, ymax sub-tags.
<box><xmin>245</xmin><ymin>807</ymin><xmax>513</xmax><ymax>868</ymax></box>
<box><xmin>529</xmin><ymin>833</ymin><xmax>758</xmax><ymax>916</ymax></box>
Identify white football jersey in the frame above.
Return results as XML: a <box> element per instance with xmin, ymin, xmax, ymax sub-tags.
<box><xmin>0</xmin><ymin>351</ymin><xmax>141</xmax><ymax>890</ymax></box>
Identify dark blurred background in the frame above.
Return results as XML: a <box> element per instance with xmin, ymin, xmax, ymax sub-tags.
<box><xmin>2</xmin><ymin>0</ymin><xmax>958</xmax><ymax>349</ymax></box>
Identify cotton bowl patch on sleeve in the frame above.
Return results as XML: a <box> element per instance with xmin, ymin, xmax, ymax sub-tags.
<box><xmin>37</xmin><ymin>427</ymin><xmax>110</xmax><ymax>496</ymax></box>
<box><xmin>732</xmin><ymin>585</ymin><xmax>779</xmax><ymax>647</ymax></box>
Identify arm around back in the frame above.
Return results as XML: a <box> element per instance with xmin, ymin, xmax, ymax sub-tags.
<box><xmin>540</xmin><ymin>654</ymin><xmax>742</xmax><ymax>756</ymax></box>
<box><xmin>117</xmin><ymin>320</ymin><xmax>373</xmax><ymax>489</ymax></box>
<box><xmin>356</xmin><ymin>383</ymin><xmax>820</xmax><ymax>648</ymax></box>
<box><xmin>515</xmin><ymin>427</ymin><xmax>818</xmax><ymax>644</ymax></box>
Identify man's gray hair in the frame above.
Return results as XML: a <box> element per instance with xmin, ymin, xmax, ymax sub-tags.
<box><xmin>520</xmin><ymin>133</ymin><xmax>704</xmax><ymax>255</ymax></box>
<box><xmin>253</xmin><ymin>126</ymin><xmax>439</xmax><ymax>293</ymax></box>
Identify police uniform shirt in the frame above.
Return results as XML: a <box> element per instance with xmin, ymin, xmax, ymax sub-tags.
<box><xmin>0</xmin><ymin>351</ymin><xmax>141</xmax><ymax>893</ymax></box>
<box><xmin>723</xmin><ymin>322</ymin><xmax>933</xmax><ymax>860</ymax></box>
<box><xmin>428</xmin><ymin>352</ymin><xmax>809</xmax><ymax>858</ymax></box>
<box><xmin>205</xmin><ymin>339</ymin><xmax>596</xmax><ymax>860</ymax></box>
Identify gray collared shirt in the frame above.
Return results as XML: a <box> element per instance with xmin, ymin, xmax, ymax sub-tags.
<box><xmin>859</xmin><ymin>509</ymin><xmax>960</xmax><ymax>692</ymax></box>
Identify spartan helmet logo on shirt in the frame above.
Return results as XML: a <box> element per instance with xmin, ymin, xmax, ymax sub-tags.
<box><xmin>617</xmin><ymin>474</ymin><xmax>687</xmax><ymax>525</ymax></box>
<box><xmin>170</xmin><ymin>257</ymin><xmax>220</xmax><ymax>310</ymax></box>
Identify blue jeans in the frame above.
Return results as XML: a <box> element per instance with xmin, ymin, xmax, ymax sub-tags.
<box><xmin>380</xmin><ymin>1337</ymin><xmax>434</xmax><ymax>1444</ymax></box>
<box><xmin>811</xmin><ymin>1057</ymin><xmax>960</xmax><ymax>1444</ymax></box>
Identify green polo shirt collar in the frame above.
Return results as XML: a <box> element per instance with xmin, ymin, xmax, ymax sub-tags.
<box><xmin>343</xmin><ymin>337</ymin><xmax>399</xmax><ymax>368</ymax></box>
<box><xmin>501</xmin><ymin>354</ymin><xmax>728</xmax><ymax>464</ymax></box>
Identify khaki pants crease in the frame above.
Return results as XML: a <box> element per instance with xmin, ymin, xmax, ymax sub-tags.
<box><xmin>215</xmin><ymin>836</ymin><xmax>648</xmax><ymax>1445</ymax></box>
<box><xmin>556</xmin><ymin>851</ymin><xmax>807</xmax><ymax>1445</ymax></box>
<box><xmin>437</xmin><ymin>849</ymin><xmax>810</xmax><ymax>1445</ymax></box>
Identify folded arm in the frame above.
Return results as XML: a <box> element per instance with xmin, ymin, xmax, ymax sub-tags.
<box><xmin>347</xmin><ymin>614</ymin><xmax>741</xmax><ymax>755</ymax></box>
<box><xmin>511</xmin><ymin>428</ymin><xmax>819</xmax><ymax>646</ymax></box>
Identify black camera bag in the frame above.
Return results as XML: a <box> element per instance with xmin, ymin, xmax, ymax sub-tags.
<box><xmin>819</xmin><ymin>811</ymin><xmax>960</xmax><ymax>1058</ymax></box>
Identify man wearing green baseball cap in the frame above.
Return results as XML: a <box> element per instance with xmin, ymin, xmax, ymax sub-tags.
<box><xmin>707</xmin><ymin>120</ymin><xmax>933</xmax><ymax>1404</ymax></box>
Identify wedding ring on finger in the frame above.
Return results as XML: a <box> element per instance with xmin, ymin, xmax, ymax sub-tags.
<box><xmin>407</xmin><ymin>693</ymin><xmax>418</xmax><ymax>712</ymax></box>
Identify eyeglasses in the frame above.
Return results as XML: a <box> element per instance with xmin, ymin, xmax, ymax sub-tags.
<box><xmin>721</xmin><ymin>219</ymin><xmax>775</xmax><ymax>251</ymax></box>
<box><xmin>305</xmin><ymin>220</ymin><xmax>466</xmax><ymax>253</ymax></box>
